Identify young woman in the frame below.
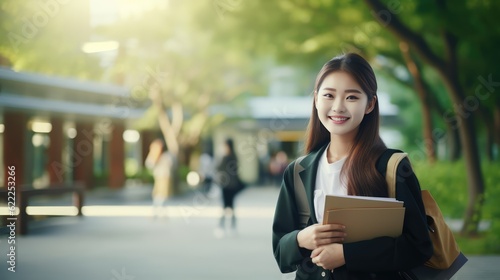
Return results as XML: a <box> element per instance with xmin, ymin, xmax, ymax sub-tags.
<box><xmin>214</xmin><ymin>138</ymin><xmax>243</xmax><ymax>237</ymax></box>
<box><xmin>272</xmin><ymin>53</ymin><xmax>433</xmax><ymax>279</ymax></box>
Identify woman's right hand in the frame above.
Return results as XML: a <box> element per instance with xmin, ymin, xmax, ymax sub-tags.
<box><xmin>297</xmin><ymin>224</ymin><xmax>346</xmax><ymax>250</ymax></box>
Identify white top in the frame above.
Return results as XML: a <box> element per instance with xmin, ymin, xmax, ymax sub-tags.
<box><xmin>313</xmin><ymin>148</ymin><xmax>347</xmax><ymax>223</ymax></box>
<box><xmin>145</xmin><ymin>152</ymin><xmax>173</xmax><ymax>178</ymax></box>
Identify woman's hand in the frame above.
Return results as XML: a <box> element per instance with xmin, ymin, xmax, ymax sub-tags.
<box><xmin>311</xmin><ymin>243</ymin><xmax>345</xmax><ymax>270</ymax></box>
<box><xmin>297</xmin><ymin>223</ymin><xmax>346</xmax><ymax>250</ymax></box>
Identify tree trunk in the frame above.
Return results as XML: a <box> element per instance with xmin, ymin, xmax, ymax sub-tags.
<box><xmin>485</xmin><ymin>127</ymin><xmax>493</xmax><ymax>162</ymax></box>
<box><xmin>149</xmin><ymin>85</ymin><xmax>182</xmax><ymax>195</ymax></box>
<box><xmin>447</xmin><ymin>124</ymin><xmax>461</xmax><ymax>161</ymax></box>
<box><xmin>399</xmin><ymin>42</ymin><xmax>436</xmax><ymax>163</ymax></box>
<box><xmin>432</xmin><ymin>62</ymin><xmax>485</xmax><ymax>236</ymax></box>
<box><xmin>441</xmin><ymin>75</ymin><xmax>485</xmax><ymax>236</ymax></box>
<box><xmin>479</xmin><ymin>108</ymin><xmax>495</xmax><ymax>161</ymax></box>
<box><xmin>494</xmin><ymin>106</ymin><xmax>500</xmax><ymax>160</ymax></box>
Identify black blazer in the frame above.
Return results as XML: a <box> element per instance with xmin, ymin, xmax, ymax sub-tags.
<box><xmin>272</xmin><ymin>145</ymin><xmax>433</xmax><ymax>280</ymax></box>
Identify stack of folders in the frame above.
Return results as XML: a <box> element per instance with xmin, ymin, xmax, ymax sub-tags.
<box><xmin>322</xmin><ymin>195</ymin><xmax>405</xmax><ymax>243</ymax></box>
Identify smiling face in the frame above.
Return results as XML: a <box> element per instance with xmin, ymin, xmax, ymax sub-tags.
<box><xmin>315</xmin><ymin>71</ymin><xmax>375</xmax><ymax>141</ymax></box>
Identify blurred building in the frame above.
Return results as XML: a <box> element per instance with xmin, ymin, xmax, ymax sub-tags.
<box><xmin>0</xmin><ymin>67</ymin><xmax>152</xmax><ymax>189</ymax></box>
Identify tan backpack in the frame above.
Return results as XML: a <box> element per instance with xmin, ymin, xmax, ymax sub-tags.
<box><xmin>387</xmin><ymin>152</ymin><xmax>467</xmax><ymax>279</ymax></box>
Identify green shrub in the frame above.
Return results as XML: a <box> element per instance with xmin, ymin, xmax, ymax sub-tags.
<box><xmin>127</xmin><ymin>168</ymin><xmax>154</xmax><ymax>183</ymax></box>
<box><xmin>412</xmin><ymin>161</ymin><xmax>468</xmax><ymax>219</ymax></box>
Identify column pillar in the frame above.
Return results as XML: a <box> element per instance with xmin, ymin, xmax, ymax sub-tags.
<box><xmin>48</xmin><ymin>117</ymin><xmax>63</xmax><ymax>185</ymax></box>
<box><xmin>73</xmin><ymin>122</ymin><xmax>94</xmax><ymax>189</ymax></box>
<box><xmin>108</xmin><ymin>122</ymin><xmax>125</xmax><ymax>189</ymax></box>
<box><xmin>2</xmin><ymin>111</ymin><xmax>27</xmax><ymax>229</ymax></box>
<box><xmin>3</xmin><ymin>111</ymin><xmax>27</xmax><ymax>188</ymax></box>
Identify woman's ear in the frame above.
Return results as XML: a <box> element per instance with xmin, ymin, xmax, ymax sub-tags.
<box><xmin>365</xmin><ymin>95</ymin><xmax>377</xmax><ymax>114</ymax></box>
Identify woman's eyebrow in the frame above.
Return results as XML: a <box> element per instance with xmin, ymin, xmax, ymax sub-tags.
<box><xmin>321</xmin><ymin>87</ymin><xmax>363</xmax><ymax>94</ymax></box>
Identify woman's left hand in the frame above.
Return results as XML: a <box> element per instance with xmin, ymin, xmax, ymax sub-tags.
<box><xmin>310</xmin><ymin>243</ymin><xmax>346</xmax><ymax>270</ymax></box>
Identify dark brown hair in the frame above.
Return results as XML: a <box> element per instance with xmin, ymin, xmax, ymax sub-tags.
<box><xmin>304</xmin><ymin>53</ymin><xmax>388</xmax><ymax>197</ymax></box>
<box><xmin>225</xmin><ymin>138</ymin><xmax>235</xmax><ymax>156</ymax></box>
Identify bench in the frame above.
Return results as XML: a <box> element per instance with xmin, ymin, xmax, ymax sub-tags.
<box><xmin>0</xmin><ymin>183</ymin><xmax>85</xmax><ymax>235</ymax></box>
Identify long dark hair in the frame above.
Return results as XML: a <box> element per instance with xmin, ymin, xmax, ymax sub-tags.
<box><xmin>225</xmin><ymin>138</ymin><xmax>235</xmax><ymax>157</ymax></box>
<box><xmin>304</xmin><ymin>53</ymin><xmax>388</xmax><ymax>197</ymax></box>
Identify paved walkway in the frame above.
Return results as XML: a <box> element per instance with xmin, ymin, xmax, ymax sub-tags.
<box><xmin>0</xmin><ymin>184</ymin><xmax>498</xmax><ymax>279</ymax></box>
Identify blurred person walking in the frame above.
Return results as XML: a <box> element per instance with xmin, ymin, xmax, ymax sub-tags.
<box><xmin>214</xmin><ymin>138</ymin><xmax>244</xmax><ymax>238</ymax></box>
<box><xmin>145</xmin><ymin>138</ymin><xmax>174</xmax><ymax>218</ymax></box>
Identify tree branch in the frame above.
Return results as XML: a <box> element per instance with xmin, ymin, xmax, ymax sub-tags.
<box><xmin>442</xmin><ymin>30</ymin><xmax>458</xmax><ymax>76</ymax></box>
<box><xmin>363</xmin><ymin>0</ymin><xmax>447</xmax><ymax>74</ymax></box>
<box><xmin>149</xmin><ymin>84</ymin><xmax>179</xmax><ymax>156</ymax></box>
<box><xmin>399</xmin><ymin>41</ymin><xmax>436</xmax><ymax>162</ymax></box>
<box><xmin>171</xmin><ymin>102</ymin><xmax>183</xmax><ymax>136</ymax></box>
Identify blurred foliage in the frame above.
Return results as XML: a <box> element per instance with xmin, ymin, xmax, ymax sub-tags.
<box><xmin>376</xmin><ymin>69</ymin><xmax>422</xmax><ymax>148</ymax></box>
<box><xmin>226</xmin><ymin>0</ymin><xmax>500</xmax><ymax>157</ymax></box>
<box><xmin>127</xmin><ymin>168</ymin><xmax>154</xmax><ymax>184</ymax></box>
<box><xmin>0</xmin><ymin>0</ymin><xmax>103</xmax><ymax>79</ymax></box>
<box><xmin>124</xmin><ymin>158</ymin><xmax>140</xmax><ymax>177</ymax></box>
<box><xmin>412</xmin><ymin>160</ymin><xmax>500</xmax><ymax>254</ymax></box>
<box><xmin>2</xmin><ymin>0</ymin><xmax>498</xmax><ymax>157</ymax></box>
<box><xmin>90</xmin><ymin>0</ymin><xmax>278</xmax><ymax>152</ymax></box>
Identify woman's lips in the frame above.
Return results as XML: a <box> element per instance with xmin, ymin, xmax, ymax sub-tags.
<box><xmin>328</xmin><ymin>116</ymin><xmax>349</xmax><ymax>124</ymax></box>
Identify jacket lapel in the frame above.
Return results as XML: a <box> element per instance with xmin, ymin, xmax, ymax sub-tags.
<box><xmin>297</xmin><ymin>144</ymin><xmax>328</xmax><ymax>225</ymax></box>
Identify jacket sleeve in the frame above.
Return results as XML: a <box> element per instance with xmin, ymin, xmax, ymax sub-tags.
<box><xmin>272</xmin><ymin>161</ymin><xmax>310</xmax><ymax>273</ymax></box>
<box><xmin>343</xmin><ymin>157</ymin><xmax>433</xmax><ymax>272</ymax></box>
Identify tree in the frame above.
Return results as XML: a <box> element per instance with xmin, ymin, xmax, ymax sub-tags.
<box><xmin>363</xmin><ymin>0</ymin><xmax>499</xmax><ymax>236</ymax></box>
<box><xmin>91</xmin><ymin>1</ymin><xmax>262</xmax><ymax>193</ymax></box>
<box><xmin>0</xmin><ymin>0</ymin><xmax>102</xmax><ymax>78</ymax></box>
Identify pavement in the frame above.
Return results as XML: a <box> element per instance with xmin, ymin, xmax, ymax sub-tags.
<box><xmin>0</xmin><ymin>183</ymin><xmax>498</xmax><ymax>280</ymax></box>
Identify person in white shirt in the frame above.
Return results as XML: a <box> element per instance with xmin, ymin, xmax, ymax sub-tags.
<box><xmin>145</xmin><ymin>138</ymin><xmax>174</xmax><ymax>218</ymax></box>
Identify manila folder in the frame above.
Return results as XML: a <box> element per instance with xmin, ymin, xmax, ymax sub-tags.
<box><xmin>322</xmin><ymin>195</ymin><xmax>403</xmax><ymax>223</ymax></box>
<box><xmin>324</xmin><ymin>207</ymin><xmax>405</xmax><ymax>243</ymax></box>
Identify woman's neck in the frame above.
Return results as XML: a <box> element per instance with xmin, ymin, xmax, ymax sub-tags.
<box><xmin>327</xmin><ymin>135</ymin><xmax>354</xmax><ymax>163</ymax></box>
